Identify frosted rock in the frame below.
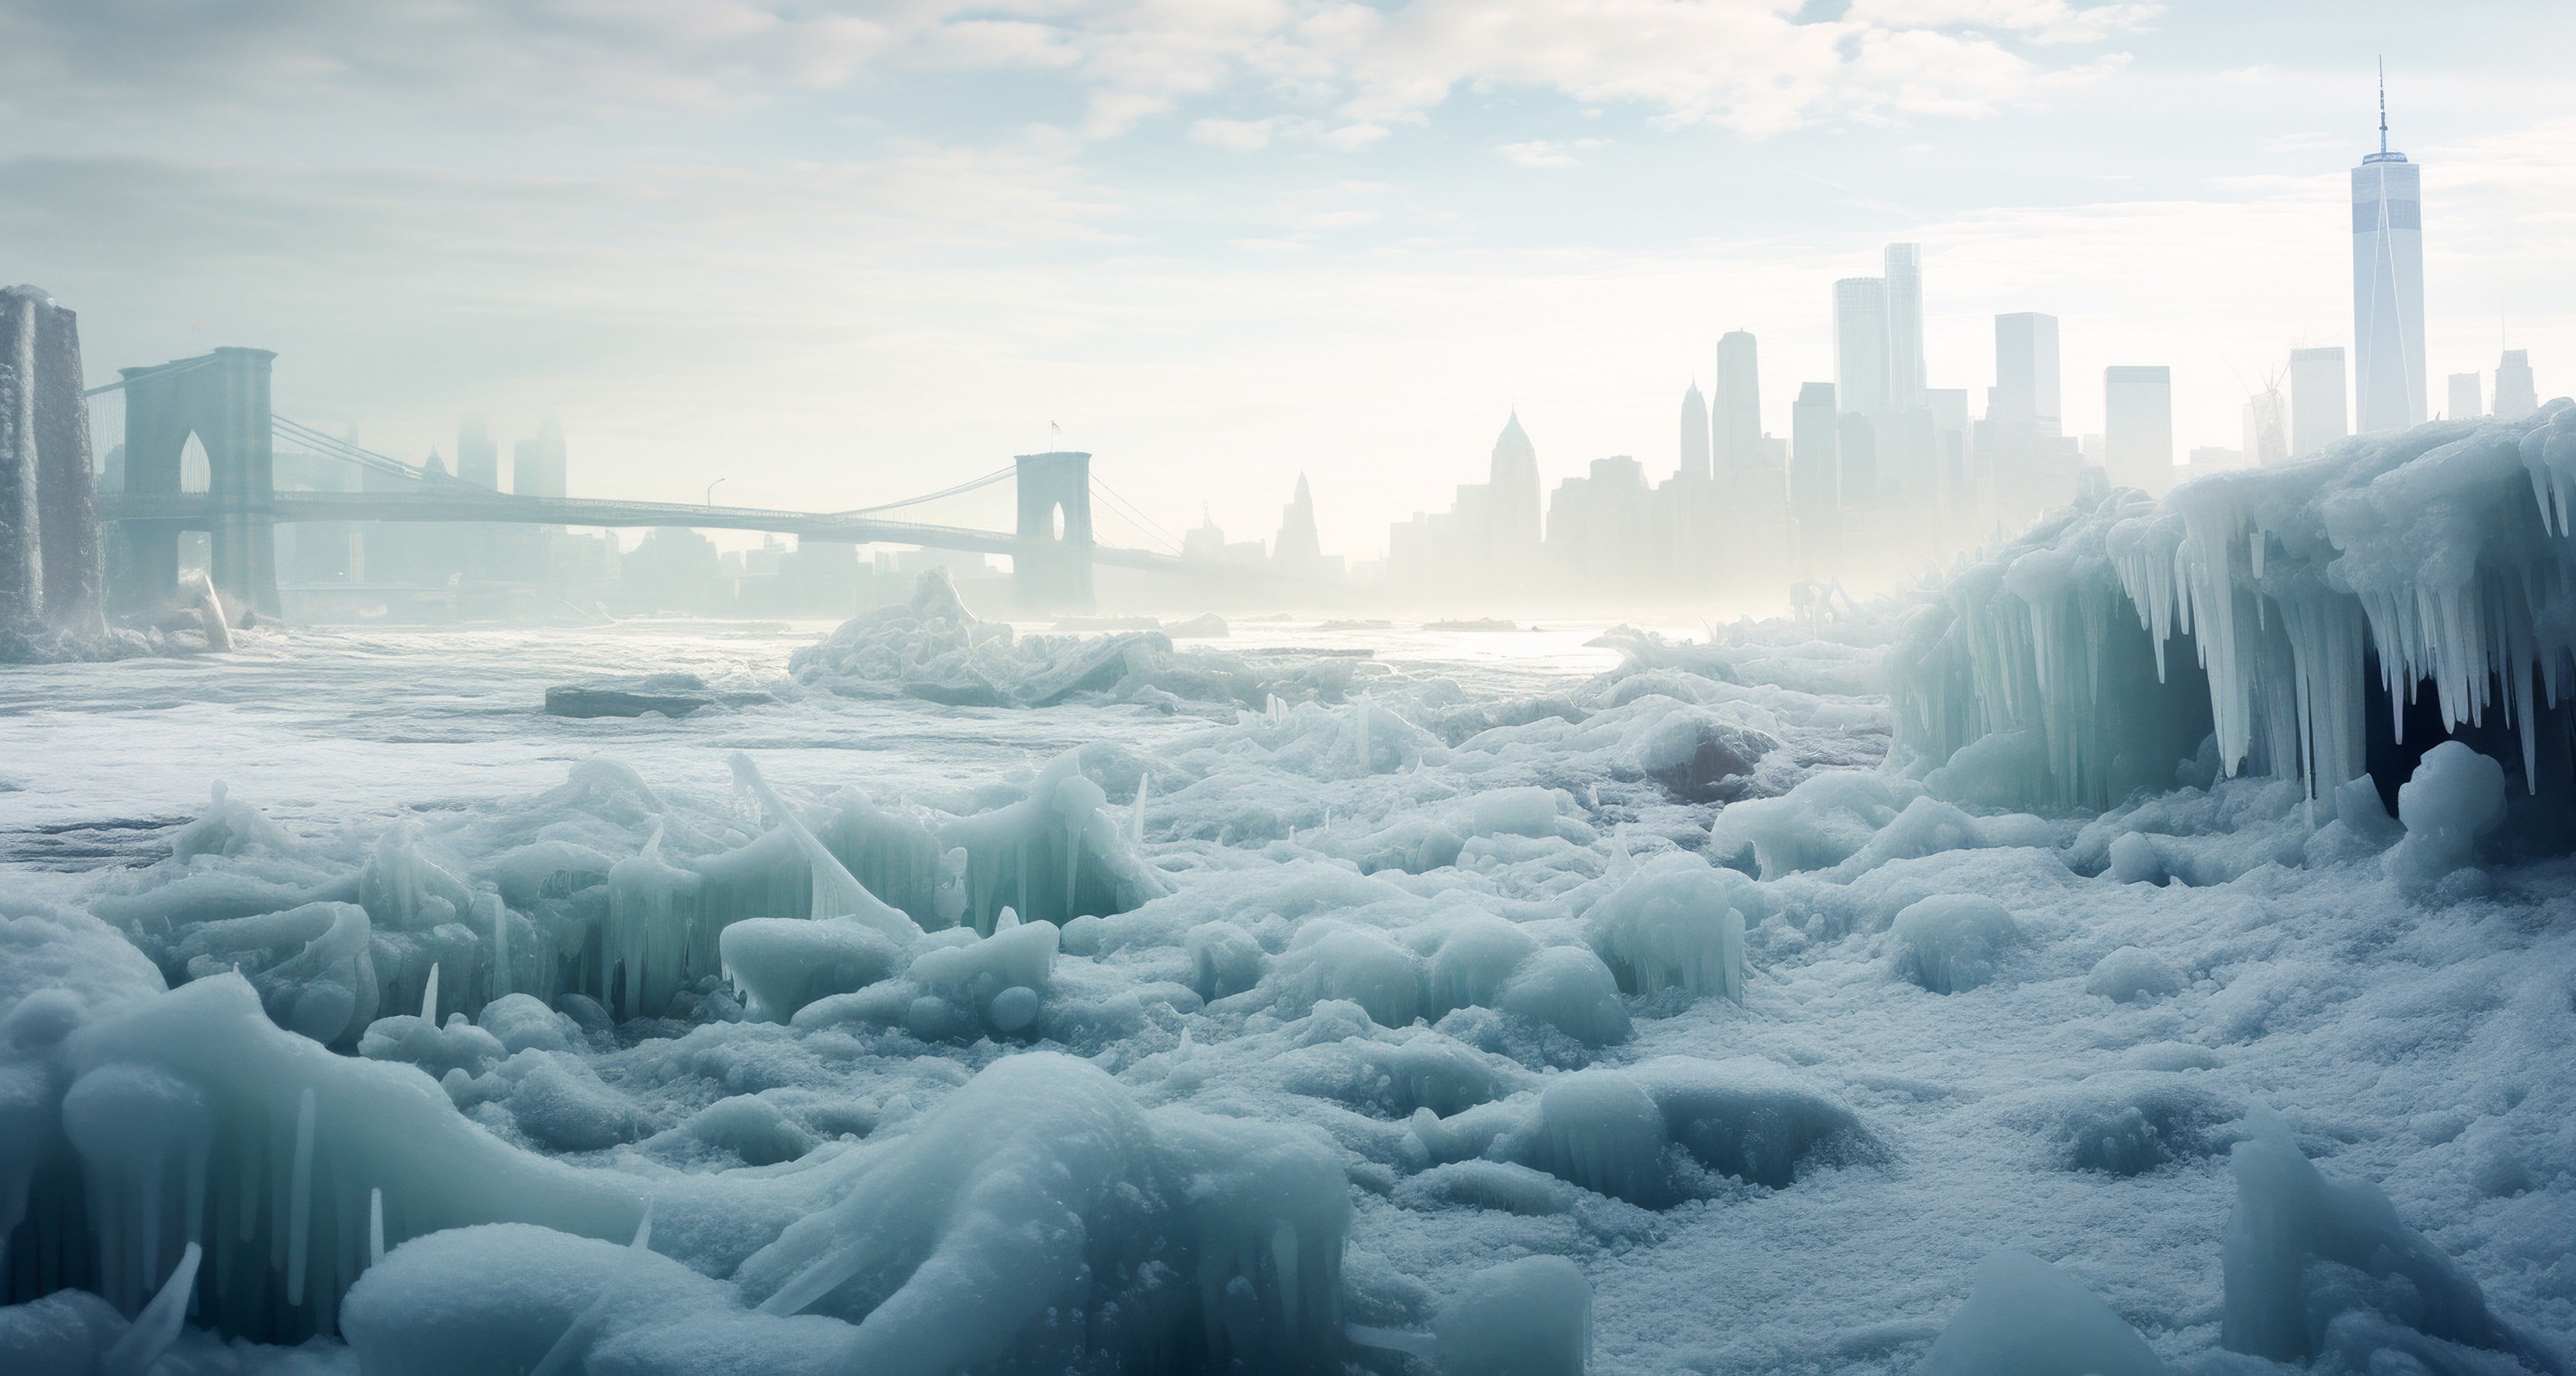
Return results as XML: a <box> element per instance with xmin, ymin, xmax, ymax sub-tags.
<box><xmin>1275</xmin><ymin>923</ymin><xmax>1424</xmax><ymax>1028</ymax></box>
<box><xmin>359</xmin><ymin>1012</ymin><xmax>507</xmax><ymax>1080</ymax></box>
<box><xmin>2387</xmin><ymin>740</ymin><xmax>2507</xmax><ymax>883</ymax></box>
<box><xmin>686</xmin><ymin>1095</ymin><xmax>819</xmax><ymax>1166</ymax></box>
<box><xmin>1433</xmin><ymin>1256</ymin><xmax>1593</xmax><ymax>1376</ymax></box>
<box><xmin>1585</xmin><ymin>851</ymin><xmax>1748</xmax><ymax>1003</ymax></box>
<box><xmin>343</xmin><ymin>1223</ymin><xmax>739</xmax><ymax>1376</ymax></box>
<box><xmin>1187</xmin><ymin>922</ymin><xmax>1269</xmax><ymax>1001</ymax></box>
<box><xmin>1888</xmin><ymin>895</ymin><xmax>2021</xmax><ymax>994</ymax></box>
<box><xmin>505</xmin><ymin>1055</ymin><xmax>652</xmax><ymax>1151</ymax></box>
<box><xmin>1708</xmin><ymin>771</ymin><xmax>1917</xmax><ymax>879</ymax></box>
<box><xmin>2085</xmin><ymin>947</ymin><xmax>2183</xmax><ymax>1003</ymax></box>
<box><xmin>1917</xmin><ymin>1250</ymin><xmax>2164</xmax><ymax>1376</ymax></box>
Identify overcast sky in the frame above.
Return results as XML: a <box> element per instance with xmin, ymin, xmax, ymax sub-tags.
<box><xmin>6</xmin><ymin>0</ymin><xmax>2573</xmax><ymax>559</ymax></box>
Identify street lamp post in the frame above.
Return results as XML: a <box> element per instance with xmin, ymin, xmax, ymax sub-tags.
<box><xmin>706</xmin><ymin>478</ymin><xmax>726</xmax><ymax>508</ymax></box>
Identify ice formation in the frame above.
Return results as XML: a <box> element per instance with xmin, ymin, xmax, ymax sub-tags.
<box><xmin>12</xmin><ymin>439</ymin><xmax>2576</xmax><ymax>1375</ymax></box>
<box><xmin>1897</xmin><ymin>404</ymin><xmax>2576</xmax><ymax>834</ymax></box>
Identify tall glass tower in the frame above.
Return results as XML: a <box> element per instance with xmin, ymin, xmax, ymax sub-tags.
<box><xmin>2353</xmin><ymin>72</ymin><xmax>2425</xmax><ymax>433</ymax></box>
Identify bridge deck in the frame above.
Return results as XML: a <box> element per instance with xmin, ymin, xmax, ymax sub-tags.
<box><xmin>100</xmin><ymin>491</ymin><xmax>1179</xmax><ymax>570</ymax></box>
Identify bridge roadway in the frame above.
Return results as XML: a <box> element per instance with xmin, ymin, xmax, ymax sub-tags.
<box><xmin>100</xmin><ymin>491</ymin><xmax>1182</xmax><ymax>572</ymax></box>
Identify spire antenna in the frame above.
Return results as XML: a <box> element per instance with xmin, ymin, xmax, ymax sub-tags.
<box><xmin>2378</xmin><ymin>57</ymin><xmax>2388</xmax><ymax>156</ymax></box>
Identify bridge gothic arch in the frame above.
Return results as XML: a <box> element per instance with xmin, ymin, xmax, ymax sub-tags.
<box><xmin>1013</xmin><ymin>449</ymin><xmax>1094</xmax><ymax>610</ymax></box>
<box><xmin>111</xmin><ymin>346</ymin><xmax>279</xmax><ymax>615</ymax></box>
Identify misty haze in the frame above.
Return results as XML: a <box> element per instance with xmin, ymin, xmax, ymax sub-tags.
<box><xmin>5</xmin><ymin>5</ymin><xmax>2576</xmax><ymax>1376</ymax></box>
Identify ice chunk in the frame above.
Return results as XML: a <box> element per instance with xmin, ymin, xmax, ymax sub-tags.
<box><xmin>1274</xmin><ymin>924</ymin><xmax>1424</xmax><ymax>1029</ymax></box>
<box><xmin>1426</xmin><ymin>914</ymin><xmax>1539</xmax><ymax>1017</ymax></box>
<box><xmin>2221</xmin><ymin>1110</ymin><xmax>2559</xmax><ymax>1370</ymax></box>
<box><xmin>1627</xmin><ymin>1056</ymin><xmax>1875</xmax><ymax>1189</ymax></box>
<box><xmin>1888</xmin><ymin>895</ymin><xmax>2022</xmax><ymax>994</ymax></box>
<box><xmin>343</xmin><ymin>1222</ymin><xmax>739</xmax><ymax>1376</ymax></box>
<box><xmin>2084</xmin><ymin>947</ymin><xmax>2183</xmax><ymax>1003</ymax></box>
<box><xmin>1916</xmin><ymin>1250</ymin><xmax>2164</xmax><ymax>1376</ymax></box>
<box><xmin>730</xmin><ymin>755</ymin><xmax>922</xmax><ymax>939</ymax></box>
<box><xmin>719</xmin><ymin>919</ymin><xmax>904</xmax><ymax>1023</ymax></box>
<box><xmin>1188</xmin><ymin>923</ymin><xmax>1269</xmax><ymax>1001</ymax></box>
<box><xmin>1516</xmin><ymin>1069</ymin><xmax>1674</xmax><ymax>1208</ymax></box>
<box><xmin>1707</xmin><ymin>771</ymin><xmax>1917</xmax><ymax>879</ymax></box>
<box><xmin>1432</xmin><ymin>1255</ymin><xmax>1593</xmax><ymax>1376</ymax></box>
<box><xmin>1390</xmin><ymin>1160</ymin><xmax>1580</xmax><ymax>1218</ymax></box>
<box><xmin>1585</xmin><ymin>851</ymin><xmax>1747</xmax><ymax>1003</ymax></box>
<box><xmin>735</xmin><ymin>1052</ymin><xmax>1349</xmax><ymax>1373</ymax></box>
<box><xmin>1497</xmin><ymin>947</ymin><xmax>1631</xmax><ymax>1048</ymax></box>
<box><xmin>506</xmin><ymin>1055</ymin><xmax>654</xmax><ymax>1152</ymax></box>
<box><xmin>358</xmin><ymin>1012</ymin><xmax>507</xmax><ymax>1080</ymax></box>
<box><xmin>477</xmin><ymin>993</ymin><xmax>578</xmax><ymax>1055</ymax></box>
<box><xmin>686</xmin><ymin>1095</ymin><xmax>819</xmax><ymax>1166</ymax></box>
<box><xmin>2387</xmin><ymin>740</ymin><xmax>2507</xmax><ymax>883</ymax></box>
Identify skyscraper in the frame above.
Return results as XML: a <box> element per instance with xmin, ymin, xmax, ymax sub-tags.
<box><xmin>1992</xmin><ymin>314</ymin><xmax>2061</xmax><ymax>434</ymax></box>
<box><xmin>1714</xmin><ymin>332</ymin><xmax>1762</xmax><ymax>473</ymax></box>
<box><xmin>512</xmin><ymin>416</ymin><xmax>567</xmax><ymax>500</ymax></box>
<box><xmin>2353</xmin><ymin>75</ymin><xmax>2426</xmax><ymax>433</ymax></box>
<box><xmin>1834</xmin><ymin>278</ymin><xmax>1891</xmax><ymax>416</ymax></box>
<box><xmin>2243</xmin><ymin>388</ymin><xmax>2287</xmax><ymax>466</ymax></box>
<box><xmin>2289</xmin><ymin>347</ymin><xmax>2349</xmax><ymax>455</ymax></box>
<box><xmin>1678</xmin><ymin>382</ymin><xmax>1711</xmax><ymax>481</ymax></box>
<box><xmin>456</xmin><ymin>417</ymin><xmax>498</xmax><ymax>490</ymax></box>
<box><xmin>1883</xmin><ymin>243</ymin><xmax>1927</xmax><ymax>413</ymax></box>
<box><xmin>2496</xmin><ymin>350</ymin><xmax>2539</xmax><ymax>420</ymax></box>
<box><xmin>1273</xmin><ymin>473</ymin><xmax>1322</xmax><ymax>572</ymax></box>
<box><xmin>2104</xmin><ymin>366</ymin><xmax>2173</xmax><ymax>492</ymax></box>
<box><xmin>2447</xmin><ymin>372</ymin><xmax>2482</xmax><ymax>421</ymax></box>
<box><xmin>1791</xmin><ymin>382</ymin><xmax>1841</xmax><ymax>576</ymax></box>
<box><xmin>1486</xmin><ymin>411</ymin><xmax>1542</xmax><ymax>561</ymax></box>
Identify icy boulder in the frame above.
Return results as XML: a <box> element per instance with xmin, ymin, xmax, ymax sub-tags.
<box><xmin>2221</xmin><ymin>1111</ymin><xmax>2561</xmax><ymax>1371</ymax></box>
<box><xmin>1707</xmin><ymin>771</ymin><xmax>1917</xmax><ymax>880</ymax></box>
<box><xmin>1916</xmin><ymin>1250</ymin><xmax>2164</xmax><ymax>1376</ymax></box>
<box><xmin>2387</xmin><ymin>740</ymin><xmax>2507</xmax><ymax>885</ymax></box>
<box><xmin>1888</xmin><ymin>895</ymin><xmax>2022</xmax><ymax>994</ymax></box>
<box><xmin>1432</xmin><ymin>1256</ymin><xmax>1593</xmax><ymax>1376</ymax></box>
<box><xmin>1273</xmin><ymin>923</ymin><xmax>1425</xmax><ymax>1029</ymax></box>
<box><xmin>1586</xmin><ymin>851</ymin><xmax>1750</xmax><ymax>1003</ymax></box>
<box><xmin>1495</xmin><ymin>946</ymin><xmax>1631</xmax><ymax>1048</ymax></box>
<box><xmin>719</xmin><ymin>919</ymin><xmax>905</xmax><ymax>1023</ymax></box>
<box><xmin>358</xmin><ymin>1011</ymin><xmax>507</xmax><ymax>1080</ymax></box>
<box><xmin>2084</xmin><ymin>947</ymin><xmax>2183</xmax><ymax>1003</ymax></box>
<box><xmin>1628</xmin><ymin>1056</ymin><xmax>1875</xmax><ymax>1189</ymax></box>
<box><xmin>1513</xmin><ymin>1069</ymin><xmax>1677</xmax><ymax>1209</ymax></box>
<box><xmin>734</xmin><ymin>1052</ymin><xmax>1349</xmax><ymax>1375</ymax></box>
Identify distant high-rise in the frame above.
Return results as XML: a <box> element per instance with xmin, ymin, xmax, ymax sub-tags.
<box><xmin>2243</xmin><ymin>388</ymin><xmax>2287</xmax><ymax>466</ymax></box>
<box><xmin>2495</xmin><ymin>349</ymin><xmax>2539</xmax><ymax>420</ymax></box>
<box><xmin>2103</xmin><ymin>366</ymin><xmax>2173</xmax><ymax>491</ymax></box>
<box><xmin>2447</xmin><ymin>372</ymin><xmax>2483</xmax><ymax>421</ymax></box>
<box><xmin>2353</xmin><ymin>76</ymin><xmax>2427</xmax><ymax>433</ymax></box>
<box><xmin>457</xmin><ymin>418</ymin><xmax>498</xmax><ymax>490</ymax></box>
<box><xmin>1834</xmin><ymin>278</ymin><xmax>1891</xmax><ymax>416</ymax></box>
<box><xmin>1678</xmin><ymin>383</ymin><xmax>1711</xmax><ymax>482</ymax></box>
<box><xmin>1714</xmin><ymin>332</ymin><xmax>1763</xmax><ymax>473</ymax></box>
<box><xmin>1274</xmin><ymin>473</ymin><xmax>1322</xmax><ymax>570</ymax></box>
<box><xmin>512</xmin><ymin>416</ymin><xmax>567</xmax><ymax>500</ymax></box>
<box><xmin>1487</xmin><ymin>411</ymin><xmax>1542</xmax><ymax>558</ymax></box>
<box><xmin>1992</xmin><ymin>313</ymin><xmax>2061</xmax><ymax>434</ymax></box>
<box><xmin>1883</xmin><ymin>244</ymin><xmax>1927</xmax><ymax>413</ymax></box>
<box><xmin>1791</xmin><ymin>383</ymin><xmax>1841</xmax><ymax>558</ymax></box>
<box><xmin>2289</xmin><ymin>347</ymin><xmax>2349</xmax><ymax>456</ymax></box>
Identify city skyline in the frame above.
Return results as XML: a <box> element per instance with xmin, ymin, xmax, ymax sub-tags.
<box><xmin>8</xmin><ymin>6</ymin><xmax>2575</xmax><ymax>561</ymax></box>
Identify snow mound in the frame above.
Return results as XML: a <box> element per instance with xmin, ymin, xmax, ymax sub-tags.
<box><xmin>1917</xmin><ymin>1250</ymin><xmax>2165</xmax><ymax>1376</ymax></box>
<box><xmin>1888</xmin><ymin>894</ymin><xmax>2022</xmax><ymax>994</ymax></box>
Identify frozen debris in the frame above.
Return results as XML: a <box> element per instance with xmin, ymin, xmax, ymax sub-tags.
<box><xmin>2388</xmin><ymin>739</ymin><xmax>2507</xmax><ymax>885</ymax></box>
<box><xmin>1431</xmin><ymin>1256</ymin><xmax>1593</xmax><ymax>1376</ymax></box>
<box><xmin>1916</xmin><ymin>1250</ymin><xmax>2165</xmax><ymax>1376</ymax></box>
<box><xmin>542</xmin><ymin>672</ymin><xmax>772</xmax><ymax>719</ymax></box>
<box><xmin>2221</xmin><ymin>1110</ymin><xmax>2565</xmax><ymax>1374</ymax></box>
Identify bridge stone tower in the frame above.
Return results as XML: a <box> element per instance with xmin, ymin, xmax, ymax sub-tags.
<box><xmin>1014</xmin><ymin>449</ymin><xmax>1094</xmax><ymax>610</ymax></box>
<box><xmin>113</xmin><ymin>348</ymin><xmax>279</xmax><ymax>616</ymax></box>
<box><xmin>1</xmin><ymin>286</ymin><xmax>106</xmax><ymax>637</ymax></box>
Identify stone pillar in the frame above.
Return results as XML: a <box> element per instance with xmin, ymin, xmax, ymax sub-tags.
<box><xmin>200</xmin><ymin>348</ymin><xmax>279</xmax><ymax>618</ymax></box>
<box><xmin>30</xmin><ymin>292</ymin><xmax>104</xmax><ymax>634</ymax></box>
<box><xmin>0</xmin><ymin>288</ymin><xmax>36</xmax><ymax>628</ymax></box>
<box><xmin>111</xmin><ymin>361</ymin><xmax>190</xmax><ymax>614</ymax></box>
<box><xmin>1014</xmin><ymin>449</ymin><xmax>1095</xmax><ymax>611</ymax></box>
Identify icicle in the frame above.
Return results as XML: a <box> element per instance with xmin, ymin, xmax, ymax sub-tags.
<box><xmin>1354</xmin><ymin>694</ymin><xmax>1373</xmax><ymax>773</ymax></box>
<box><xmin>486</xmin><ymin>893</ymin><xmax>509</xmax><ymax>1001</ymax></box>
<box><xmin>369</xmin><ymin>1188</ymin><xmax>384</xmax><ymax>1268</ymax></box>
<box><xmin>1130</xmin><ymin>775</ymin><xmax>1150</xmax><ymax>845</ymax></box>
<box><xmin>100</xmin><ymin>1241</ymin><xmax>200</xmax><ymax>1376</ymax></box>
<box><xmin>419</xmin><ymin>963</ymin><xmax>439</xmax><ymax>1023</ymax></box>
<box><xmin>287</xmin><ymin>1087</ymin><xmax>315</xmax><ymax>1306</ymax></box>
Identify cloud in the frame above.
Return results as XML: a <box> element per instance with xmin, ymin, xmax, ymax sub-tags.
<box><xmin>1499</xmin><ymin>139</ymin><xmax>1607</xmax><ymax>167</ymax></box>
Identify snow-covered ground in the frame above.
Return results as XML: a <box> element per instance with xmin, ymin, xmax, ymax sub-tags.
<box><xmin>6</xmin><ymin>420</ymin><xmax>2576</xmax><ymax>1376</ymax></box>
